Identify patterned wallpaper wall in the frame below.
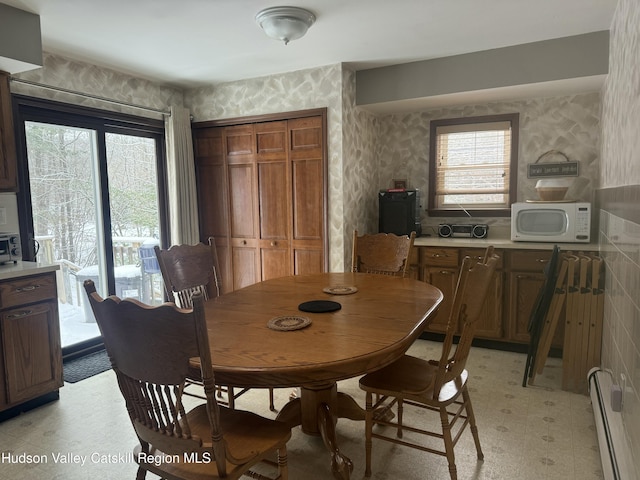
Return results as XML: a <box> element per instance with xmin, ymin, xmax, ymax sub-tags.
<box><xmin>601</xmin><ymin>0</ymin><xmax>640</xmax><ymax>188</ymax></box>
<box><xmin>374</xmin><ymin>93</ymin><xmax>601</xmax><ymax>236</ymax></box>
<box><xmin>12</xmin><ymin>52</ymin><xmax>183</xmax><ymax>117</ymax></box>
<box><xmin>8</xmin><ymin>16</ymin><xmax>638</xmax><ymax>475</ymax></box>
<box><xmin>599</xmin><ymin>0</ymin><xmax>640</xmax><ymax>475</ymax></box>
<box><xmin>340</xmin><ymin>67</ymin><xmax>380</xmax><ymax>268</ymax></box>
<box><xmin>184</xmin><ymin>64</ymin><xmax>349</xmax><ymax>272</ymax></box>
<box><xmin>7</xmin><ymin>53</ymin><xmax>604</xmax><ymax>275</ymax></box>
<box><xmin>13</xmin><ymin>57</ymin><xmax>351</xmax><ymax>272</ymax></box>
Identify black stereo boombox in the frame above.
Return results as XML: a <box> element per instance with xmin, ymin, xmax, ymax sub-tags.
<box><xmin>438</xmin><ymin>224</ymin><xmax>489</xmax><ymax>239</ymax></box>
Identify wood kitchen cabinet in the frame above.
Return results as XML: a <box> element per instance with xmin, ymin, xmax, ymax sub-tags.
<box><xmin>419</xmin><ymin>247</ymin><xmax>459</xmax><ymax>332</ymax></box>
<box><xmin>416</xmin><ymin>245</ymin><xmax>572</xmax><ymax>349</ymax></box>
<box><xmin>0</xmin><ymin>71</ymin><xmax>18</xmax><ymax>191</ymax></box>
<box><xmin>460</xmin><ymin>248</ymin><xmax>504</xmax><ymax>339</ymax></box>
<box><xmin>0</xmin><ymin>271</ymin><xmax>63</xmax><ymax>415</ymax></box>
<box><xmin>406</xmin><ymin>248</ymin><xmax>420</xmax><ymax>279</ymax></box>
<box><xmin>194</xmin><ymin>111</ymin><xmax>327</xmax><ymax>292</ymax></box>
<box><xmin>419</xmin><ymin>246</ymin><xmax>503</xmax><ymax>339</ymax></box>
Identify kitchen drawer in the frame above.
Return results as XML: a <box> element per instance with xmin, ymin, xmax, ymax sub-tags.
<box><xmin>508</xmin><ymin>250</ymin><xmax>552</xmax><ymax>272</ymax></box>
<box><xmin>0</xmin><ymin>273</ymin><xmax>57</xmax><ymax>309</ymax></box>
<box><xmin>460</xmin><ymin>248</ymin><xmax>504</xmax><ymax>269</ymax></box>
<box><xmin>419</xmin><ymin>247</ymin><xmax>459</xmax><ymax>267</ymax></box>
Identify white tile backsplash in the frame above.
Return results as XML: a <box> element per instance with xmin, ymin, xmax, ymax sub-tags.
<box><xmin>600</xmin><ymin>210</ymin><xmax>640</xmax><ymax>479</ymax></box>
<box><xmin>599</xmin><ymin>0</ymin><xmax>640</xmax><ymax>476</ymax></box>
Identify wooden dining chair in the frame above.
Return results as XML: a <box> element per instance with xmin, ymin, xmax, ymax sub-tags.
<box><xmin>154</xmin><ymin>239</ymin><xmax>221</xmax><ymax>309</ymax></box>
<box><xmin>154</xmin><ymin>239</ymin><xmax>276</xmax><ymax>411</ymax></box>
<box><xmin>359</xmin><ymin>246</ymin><xmax>499</xmax><ymax>480</ymax></box>
<box><xmin>351</xmin><ymin>230</ymin><xmax>416</xmax><ymax>277</ymax></box>
<box><xmin>83</xmin><ymin>280</ymin><xmax>291</xmax><ymax>480</ymax></box>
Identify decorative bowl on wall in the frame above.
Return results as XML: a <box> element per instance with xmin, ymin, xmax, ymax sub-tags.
<box><xmin>535</xmin><ymin>178</ymin><xmax>573</xmax><ymax>201</ymax></box>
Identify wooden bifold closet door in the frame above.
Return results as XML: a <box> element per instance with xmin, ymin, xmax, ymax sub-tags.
<box><xmin>193</xmin><ymin>111</ymin><xmax>327</xmax><ymax>293</ymax></box>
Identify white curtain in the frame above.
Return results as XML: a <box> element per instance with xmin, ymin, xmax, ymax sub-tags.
<box><xmin>165</xmin><ymin>105</ymin><xmax>199</xmax><ymax>246</ymax></box>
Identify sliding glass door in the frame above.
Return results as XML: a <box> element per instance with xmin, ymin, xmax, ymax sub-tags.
<box><xmin>15</xmin><ymin>98</ymin><xmax>168</xmax><ymax>354</ymax></box>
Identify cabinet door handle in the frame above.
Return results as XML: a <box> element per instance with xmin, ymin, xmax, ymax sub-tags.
<box><xmin>440</xmin><ymin>270</ymin><xmax>454</xmax><ymax>275</ymax></box>
<box><xmin>271</xmin><ymin>241</ymin><xmax>277</xmax><ymax>247</ymax></box>
<box><xmin>6</xmin><ymin>310</ymin><xmax>34</xmax><ymax>319</ymax></box>
<box><xmin>15</xmin><ymin>285</ymin><xmax>41</xmax><ymax>293</ymax></box>
<box><xmin>241</xmin><ymin>240</ymin><xmax>247</xmax><ymax>245</ymax></box>
<box><xmin>536</xmin><ymin>259</ymin><xmax>548</xmax><ymax>263</ymax></box>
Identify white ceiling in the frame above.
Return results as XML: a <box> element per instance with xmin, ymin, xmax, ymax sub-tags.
<box><xmin>0</xmin><ymin>0</ymin><xmax>618</xmax><ymax>90</ymax></box>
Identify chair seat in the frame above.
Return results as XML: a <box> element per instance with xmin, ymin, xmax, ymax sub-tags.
<box><xmin>359</xmin><ymin>354</ymin><xmax>469</xmax><ymax>405</ymax></box>
<box><xmin>197</xmin><ymin>404</ymin><xmax>290</xmax><ymax>457</ymax></box>
<box><xmin>138</xmin><ymin>404</ymin><xmax>291</xmax><ymax>480</ymax></box>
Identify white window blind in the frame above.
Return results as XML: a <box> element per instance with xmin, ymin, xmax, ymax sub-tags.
<box><xmin>434</xmin><ymin>120</ymin><xmax>512</xmax><ymax>209</ymax></box>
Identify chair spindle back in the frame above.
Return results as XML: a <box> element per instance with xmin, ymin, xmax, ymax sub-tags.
<box><xmin>83</xmin><ymin>279</ymin><xmax>230</xmax><ymax>475</ymax></box>
<box><xmin>352</xmin><ymin>230</ymin><xmax>416</xmax><ymax>278</ymax></box>
<box><xmin>154</xmin><ymin>239</ymin><xmax>221</xmax><ymax>308</ymax></box>
<box><xmin>433</xmin><ymin>249</ymin><xmax>500</xmax><ymax>398</ymax></box>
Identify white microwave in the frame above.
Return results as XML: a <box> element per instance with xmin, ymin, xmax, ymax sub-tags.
<box><xmin>511</xmin><ymin>202</ymin><xmax>591</xmax><ymax>243</ymax></box>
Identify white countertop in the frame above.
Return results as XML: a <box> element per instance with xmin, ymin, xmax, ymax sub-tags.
<box><xmin>0</xmin><ymin>261</ymin><xmax>60</xmax><ymax>281</ymax></box>
<box><xmin>413</xmin><ymin>235</ymin><xmax>599</xmax><ymax>251</ymax></box>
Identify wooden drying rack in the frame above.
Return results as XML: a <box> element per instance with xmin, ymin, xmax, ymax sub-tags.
<box><xmin>527</xmin><ymin>251</ymin><xmax>604</xmax><ymax>394</ymax></box>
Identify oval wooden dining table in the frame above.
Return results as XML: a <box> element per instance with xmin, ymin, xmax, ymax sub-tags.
<box><xmin>202</xmin><ymin>271</ymin><xmax>443</xmax><ymax>479</ymax></box>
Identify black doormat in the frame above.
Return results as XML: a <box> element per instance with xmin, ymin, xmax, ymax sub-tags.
<box><xmin>63</xmin><ymin>350</ymin><xmax>112</xmax><ymax>383</ymax></box>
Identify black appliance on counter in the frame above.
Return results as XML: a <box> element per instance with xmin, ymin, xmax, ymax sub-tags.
<box><xmin>378</xmin><ymin>189</ymin><xmax>422</xmax><ymax>236</ymax></box>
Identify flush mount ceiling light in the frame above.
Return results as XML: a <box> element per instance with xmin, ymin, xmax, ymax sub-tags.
<box><xmin>255</xmin><ymin>6</ymin><xmax>316</xmax><ymax>45</ymax></box>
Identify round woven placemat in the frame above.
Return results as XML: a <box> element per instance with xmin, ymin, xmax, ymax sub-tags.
<box><xmin>322</xmin><ymin>285</ymin><xmax>358</xmax><ymax>295</ymax></box>
<box><xmin>268</xmin><ymin>315</ymin><xmax>312</xmax><ymax>331</ymax></box>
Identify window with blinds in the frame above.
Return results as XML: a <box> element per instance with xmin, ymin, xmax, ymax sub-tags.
<box><xmin>428</xmin><ymin>113</ymin><xmax>519</xmax><ymax>216</ymax></box>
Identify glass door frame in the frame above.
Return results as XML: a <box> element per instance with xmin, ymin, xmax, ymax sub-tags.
<box><xmin>12</xmin><ymin>95</ymin><xmax>170</xmax><ymax>358</ymax></box>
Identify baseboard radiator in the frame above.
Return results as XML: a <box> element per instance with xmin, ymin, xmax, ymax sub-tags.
<box><xmin>588</xmin><ymin>368</ymin><xmax>626</xmax><ymax>480</ymax></box>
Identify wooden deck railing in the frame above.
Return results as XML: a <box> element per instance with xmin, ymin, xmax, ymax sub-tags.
<box><xmin>36</xmin><ymin>236</ymin><xmax>160</xmax><ymax>306</ymax></box>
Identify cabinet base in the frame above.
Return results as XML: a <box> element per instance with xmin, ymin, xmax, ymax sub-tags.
<box><xmin>0</xmin><ymin>391</ymin><xmax>60</xmax><ymax>423</ymax></box>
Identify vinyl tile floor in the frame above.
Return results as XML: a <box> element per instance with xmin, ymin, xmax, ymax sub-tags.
<box><xmin>0</xmin><ymin>340</ymin><xmax>603</xmax><ymax>480</ymax></box>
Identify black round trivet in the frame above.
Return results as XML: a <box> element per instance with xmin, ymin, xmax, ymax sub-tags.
<box><xmin>298</xmin><ymin>300</ymin><xmax>342</xmax><ymax>313</ymax></box>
